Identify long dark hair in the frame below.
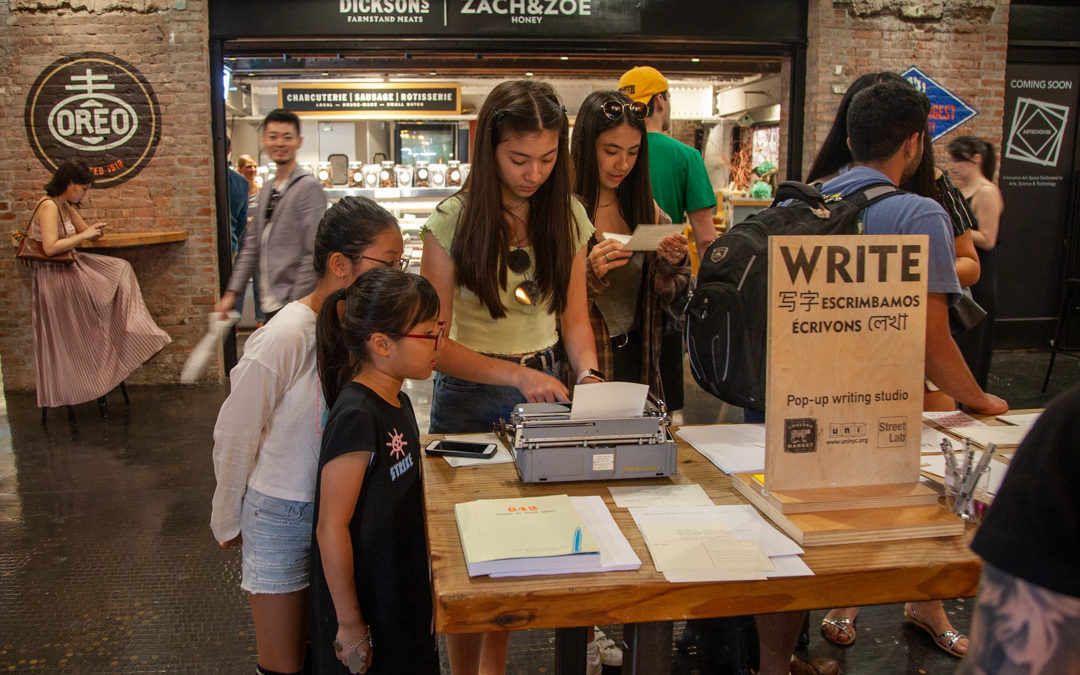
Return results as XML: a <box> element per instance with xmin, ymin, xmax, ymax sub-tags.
<box><xmin>948</xmin><ymin>136</ymin><xmax>997</xmax><ymax>181</ymax></box>
<box><xmin>312</xmin><ymin>196</ymin><xmax>399</xmax><ymax>276</ymax></box>
<box><xmin>572</xmin><ymin>90</ymin><xmax>654</xmax><ymax>229</ymax></box>
<box><xmin>44</xmin><ymin>160</ymin><xmax>94</xmax><ymax>197</ymax></box>
<box><xmin>445</xmin><ymin>79</ymin><xmax>575</xmax><ymax>319</ymax></box>
<box><xmin>316</xmin><ymin>268</ymin><xmax>441</xmax><ymax>406</ymax></box>
<box><xmin>807</xmin><ymin>71</ymin><xmax>937</xmax><ymax>198</ymax></box>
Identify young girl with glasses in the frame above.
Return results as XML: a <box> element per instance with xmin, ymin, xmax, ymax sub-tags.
<box><xmin>211</xmin><ymin>197</ymin><xmax>404</xmax><ymax>675</ymax></box>
<box><xmin>419</xmin><ymin>78</ymin><xmax>602</xmax><ymax>673</ymax></box>
<box><xmin>572</xmin><ymin>90</ymin><xmax>692</xmax><ymax>400</ymax></box>
<box><xmin>309</xmin><ymin>268</ymin><xmax>443</xmax><ymax>675</ymax></box>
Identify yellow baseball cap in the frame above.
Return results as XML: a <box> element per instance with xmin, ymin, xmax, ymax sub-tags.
<box><xmin>618</xmin><ymin>66</ymin><xmax>669</xmax><ymax>103</ymax></box>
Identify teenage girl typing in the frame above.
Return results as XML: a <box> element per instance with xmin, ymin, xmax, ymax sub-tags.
<box><xmin>309</xmin><ymin>268</ymin><xmax>443</xmax><ymax>675</ymax></box>
<box><xmin>419</xmin><ymin>78</ymin><xmax>601</xmax><ymax>673</ymax></box>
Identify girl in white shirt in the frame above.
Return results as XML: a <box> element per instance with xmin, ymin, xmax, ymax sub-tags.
<box><xmin>211</xmin><ymin>196</ymin><xmax>406</xmax><ymax>675</ymax></box>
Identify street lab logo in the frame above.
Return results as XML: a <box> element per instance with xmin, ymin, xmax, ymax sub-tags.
<box><xmin>25</xmin><ymin>53</ymin><xmax>160</xmax><ymax>188</ymax></box>
<box><xmin>784</xmin><ymin>418</ymin><xmax>817</xmax><ymax>454</ymax></box>
<box><xmin>1005</xmin><ymin>97</ymin><xmax>1070</xmax><ymax>168</ymax></box>
<box><xmin>709</xmin><ymin>246</ymin><xmax>728</xmax><ymax>264</ymax></box>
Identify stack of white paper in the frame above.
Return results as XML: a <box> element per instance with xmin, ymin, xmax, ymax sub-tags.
<box><xmin>608</xmin><ymin>484</ymin><xmax>714</xmax><ymax>508</ymax></box>
<box><xmin>676</xmin><ymin>424</ymin><xmax>766</xmax><ymax>475</ymax></box>
<box><xmin>629</xmin><ymin>505</ymin><xmax>812</xmax><ymax>582</ymax></box>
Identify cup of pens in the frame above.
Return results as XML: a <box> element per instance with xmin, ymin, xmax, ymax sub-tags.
<box><xmin>940</xmin><ymin>438</ymin><xmax>995</xmax><ymax>523</ymax></box>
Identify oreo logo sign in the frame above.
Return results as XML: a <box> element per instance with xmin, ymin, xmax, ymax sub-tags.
<box><xmin>25</xmin><ymin>53</ymin><xmax>161</xmax><ymax>187</ymax></box>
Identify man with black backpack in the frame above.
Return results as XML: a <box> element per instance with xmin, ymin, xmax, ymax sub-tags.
<box><xmin>753</xmin><ymin>80</ymin><xmax>1008</xmax><ymax>675</ymax></box>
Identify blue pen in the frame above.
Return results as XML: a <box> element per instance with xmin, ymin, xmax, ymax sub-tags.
<box><xmin>572</xmin><ymin>527</ymin><xmax>582</xmax><ymax>553</ymax></box>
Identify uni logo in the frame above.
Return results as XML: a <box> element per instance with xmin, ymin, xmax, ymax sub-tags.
<box><xmin>25</xmin><ymin>52</ymin><xmax>161</xmax><ymax>187</ymax></box>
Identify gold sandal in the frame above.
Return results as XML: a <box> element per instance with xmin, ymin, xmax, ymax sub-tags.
<box><xmin>904</xmin><ymin>606</ymin><xmax>966</xmax><ymax>657</ymax></box>
<box><xmin>820</xmin><ymin>615</ymin><xmax>856</xmax><ymax>647</ymax></box>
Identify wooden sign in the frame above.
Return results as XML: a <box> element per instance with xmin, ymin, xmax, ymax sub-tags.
<box><xmin>764</xmin><ymin>235</ymin><xmax>928</xmax><ymax>492</ymax></box>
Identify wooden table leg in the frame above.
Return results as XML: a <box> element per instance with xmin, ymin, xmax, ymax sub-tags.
<box><xmin>554</xmin><ymin>626</ymin><xmax>587</xmax><ymax>675</ymax></box>
<box><xmin>623</xmin><ymin>621</ymin><xmax>672</xmax><ymax>675</ymax></box>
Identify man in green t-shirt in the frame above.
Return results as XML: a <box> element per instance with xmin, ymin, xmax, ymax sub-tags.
<box><xmin>618</xmin><ymin>65</ymin><xmax>718</xmax><ymax>255</ymax></box>
<box><xmin>617</xmin><ymin>65</ymin><xmax>718</xmax><ymax>411</ymax></box>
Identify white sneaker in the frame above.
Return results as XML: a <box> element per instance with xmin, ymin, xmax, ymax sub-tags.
<box><xmin>589</xmin><ymin>627</ymin><xmax>623</xmax><ymax>669</ymax></box>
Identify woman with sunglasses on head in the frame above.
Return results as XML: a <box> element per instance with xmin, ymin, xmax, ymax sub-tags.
<box><xmin>211</xmin><ymin>197</ymin><xmax>405</xmax><ymax>675</ymax></box>
<box><xmin>572</xmin><ymin>90</ymin><xmax>692</xmax><ymax>399</ymax></box>
<box><xmin>309</xmin><ymin>268</ymin><xmax>443</xmax><ymax>675</ymax></box>
<box><xmin>419</xmin><ymin>78</ymin><xmax>601</xmax><ymax>674</ymax></box>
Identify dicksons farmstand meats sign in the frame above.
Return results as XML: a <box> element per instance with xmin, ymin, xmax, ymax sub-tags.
<box><xmin>25</xmin><ymin>53</ymin><xmax>161</xmax><ymax>188</ymax></box>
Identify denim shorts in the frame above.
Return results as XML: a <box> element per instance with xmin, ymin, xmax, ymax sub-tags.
<box><xmin>429</xmin><ymin>349</ymin><xmax>563</xmax><ymax>434</ymax></box>
<box><xmin>239</xmin><ymin>487</ymin><xmax>314</xmax><ymax>594</ymax></box>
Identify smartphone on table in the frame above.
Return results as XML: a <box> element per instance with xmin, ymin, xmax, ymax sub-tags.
<box><xmin>424</xmin><ymin>439</ymin><xmax>498</xmax><ymax>459</ymax></box>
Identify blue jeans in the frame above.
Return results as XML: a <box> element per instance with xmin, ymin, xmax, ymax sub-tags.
<box><xmin>233</xmin><ymin>275</ymin><xmax>266</xmax><ymax>323</ymax></box>
<box><xmin>429</xmin><ymin>350</ymin><xmax>563</xmax><ymax>434</ymax></box>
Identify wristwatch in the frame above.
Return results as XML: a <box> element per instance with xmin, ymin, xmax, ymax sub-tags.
<box><xmin>576</xmin><ymin>368</ymin><xmax>606</xmax><ymax>384</ymax></box>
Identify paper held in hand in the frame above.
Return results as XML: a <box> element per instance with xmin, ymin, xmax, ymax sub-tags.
<box><xmin>602</xmin><ymin>224</ymin><xmax>685</xmax><ymax>251</ymax></box>
<box><xmin>454</xmin><ymin>494</ymin><xmax>600</xmax><ymax>577</ymax></box>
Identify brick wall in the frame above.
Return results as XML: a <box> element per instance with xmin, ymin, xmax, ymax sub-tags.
<box><xmin>804</xmin><ymin>0</ymin><xmax>1009</xmax><ymax>176</ymax></box>
<box><xmin>0</xmin><ymin>0</ymin><xmax>219</xmax><ymax>392</ymax></box>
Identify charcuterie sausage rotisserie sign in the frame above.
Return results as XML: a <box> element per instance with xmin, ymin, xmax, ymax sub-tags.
<box><xmin>25</xmin><ymin>53</ymin><xmax>161</xmax><ymax>188</ymax></box>
<box><xmin>764</xmin><ymin>235</ymin><xmax>928</xmax><ymax>492</ymax></box>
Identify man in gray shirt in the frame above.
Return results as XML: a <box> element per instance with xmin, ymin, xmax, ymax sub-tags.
<box><xmin>216</xmin><ymin>108</ymin><xmax>327</xmax><ymax>321</ymax></box>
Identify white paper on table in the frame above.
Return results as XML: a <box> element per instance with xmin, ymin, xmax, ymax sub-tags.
<box><xmin>629</xmin><ymin>505</ymin><xmax>803</xmax><ymax>558</ymax></box>
<box><xmin>676</xmin><ymin>424</ymin><xmax>766</xmax><ymax>475</ymax></box>
<box><xmin>491</xmin><ymin>496</ymin><xmax>641</xmax><ymax>577</ymax></box>
<box><xmin>602</xmin><ymin>224</ymin><xmax>684</xmax><ymax>251</ymax></box>
<box><xmin>608</xmin><ymin>484</ymin><xmax>714</xmax><ymax>508</ymax></box>
<box><xmin>920</xmin><ymin>424</ymin><xmax>955</xmax><ymax>453</ymax></box>
<box><xmin>441</xmin><ymin>433</ymin><xmax>514</xmax><ymax>467</ymax></box>
<box><xmin>570</xmin><ymin>381</ymin><xmax>649</xmax><ymax>420</ymax></box>
<box><xmin>996</xmin><ymin>412</ymin><xmax>1041</xmax><ymax>426</ymax></box>
<box><xmin>923</xmin><ymin>411</ymin><xmax>987</xmax><ymax>428</ymax></box>
<box><xmin>647</xmin><ymin>538</ymin><xmax>773</xmax><ymax>573</ymax></box>
<box><xmin>950</xmin><ymin>425</ymin><xmax>1031</xmax><ymax>448</ymax></box>
<box><xmin>919</xmin><ymin>453</ymin><xmax>1010</xmax><ymax>495</ymax></box>
<box><xmin>765</xmin><ymin>555</ymin><xmax>815</xmax><ymax>578</ymax></box>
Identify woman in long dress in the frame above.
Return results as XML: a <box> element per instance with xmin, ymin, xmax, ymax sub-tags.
<box><xmin>28</xmin><ymin>160</ymin><xmax>171</xmax><ymax>410</ymax></box>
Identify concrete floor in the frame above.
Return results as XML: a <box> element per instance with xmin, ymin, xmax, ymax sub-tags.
<box><xmin>0</xmin><ymin>348</ymin><xmax>1076</xmax><ymax>674</ymax></box>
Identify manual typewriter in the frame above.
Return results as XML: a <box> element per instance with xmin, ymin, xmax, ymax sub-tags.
<box><xmin>497</xmin><ymin>395</ymin><xmax>678</xmax><ymax>483</ymax></box>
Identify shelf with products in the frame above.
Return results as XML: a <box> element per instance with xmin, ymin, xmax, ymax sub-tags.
<box><xmin>325</xmin><ymin>187</ymin><xmax>460</xmax><ymax>270</ymax></box>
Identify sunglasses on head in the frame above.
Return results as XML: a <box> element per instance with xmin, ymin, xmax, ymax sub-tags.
<box><xmin>602</xmin><ymin>100</ymin><xmax>648</xmax><ymax>121</ymax></box>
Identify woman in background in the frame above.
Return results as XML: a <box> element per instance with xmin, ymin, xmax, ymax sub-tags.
<box><xmin>948</xmin><ymin>136</ymin><xmax>1004</xmax><ymax>390</ymax></box>
<box><xmin>26</xmin><ymin>160</ymin><xmax>170</xmax><ymax>416</ymax></box>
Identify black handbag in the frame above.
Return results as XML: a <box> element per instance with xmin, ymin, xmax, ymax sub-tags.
<box><xmin>949</xmin><ymin>288</ymin><xmax>986</xmax><ymax>335</ymax></box>
<box><xmin>13</xmin><ymin>199</ymin><xmax>75</xmax><ymax>265</ymax></box>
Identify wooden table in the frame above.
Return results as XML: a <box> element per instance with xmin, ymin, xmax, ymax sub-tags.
<box><xmin>78</xmin><ymin>230</ymin><xmax>187</xmax><ymax>248</ymax></box>
<box><xmin>422</xmin><ymin>433</ymin><xmax>981</xmax><ymax>674</ymax></box>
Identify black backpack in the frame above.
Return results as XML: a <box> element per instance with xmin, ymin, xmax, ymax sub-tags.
<box><xmin>685</xmin><ymin>181</ymin><xmax>903</xmax><ymax>412</ymax></box>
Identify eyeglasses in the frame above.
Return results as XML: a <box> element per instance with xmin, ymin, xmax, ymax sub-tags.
<box><xmin>404</xmin><ymin>321</ymin><xmax>446</xmax><ymax>350</ymax></box>
<box><xmin>602</xmin><ymin>100</ymin><xmax>648</xmax><ymax>121</ymax></box>
<box><xmin>358</xmin><ymin>255</ymin><xmax>410</xmax><ymax>271</ymax></box>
